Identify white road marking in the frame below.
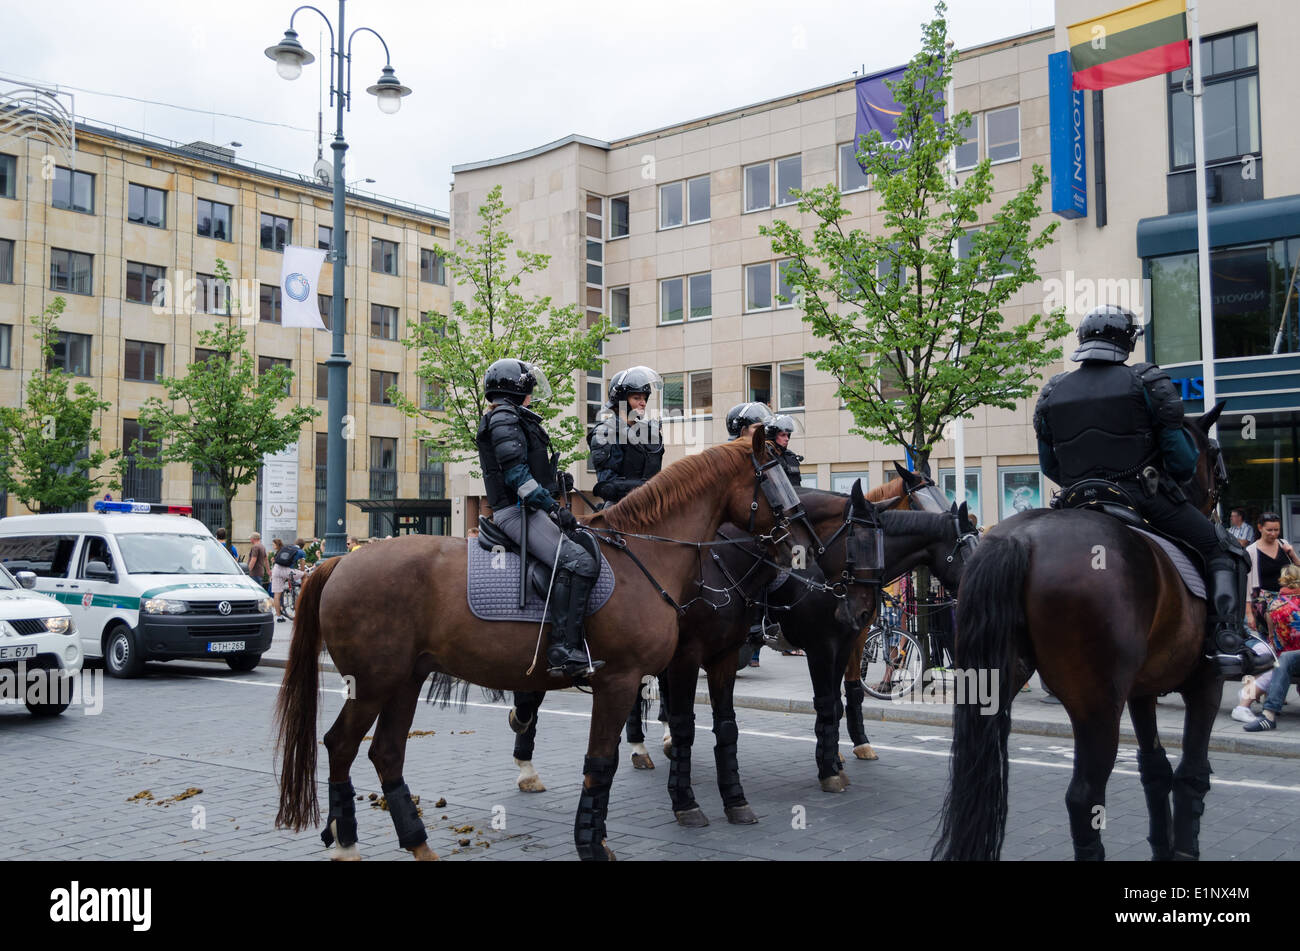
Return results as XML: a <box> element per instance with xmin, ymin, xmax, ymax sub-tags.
<box><xmin>184</xmin><ymin>674</ymin><xmax>1300</xmax><ymax>794</ymax></box>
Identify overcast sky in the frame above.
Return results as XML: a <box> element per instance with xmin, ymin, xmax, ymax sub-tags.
<box><xmin>1</xmin><ymin>0</ymin><xmax>1055</xmax><ymax>213</ymax></box>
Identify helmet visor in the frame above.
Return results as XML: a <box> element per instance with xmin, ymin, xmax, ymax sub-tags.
<box><xmin>610</xmin><ymin>366</ymin><xmax>664</xmax><ymax>419</ymax></box>
<box><xmin>767</xmin><ymin>413</ymin><xmax>804</xmax><ymax>438</ymax></box>
<box><xmin>519</xmin><ymin>361</ymin><xmax>552</xmax><ymax>403</ymax></box>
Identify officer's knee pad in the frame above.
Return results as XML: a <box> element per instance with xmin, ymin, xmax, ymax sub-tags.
<box><xmin>557</xmin><ymin>539</ymin><xmax>598</xmax><ymax>578</ymax></box>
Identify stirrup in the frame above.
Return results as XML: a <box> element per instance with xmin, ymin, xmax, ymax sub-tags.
<box><xmin>547</xmin><ymin>646</ymin><xmax>604</xmax><ymax>679</ymax></box>
<box><xmin>1203</xmin><ymin>649</ymin><xmax>1247</xmax><ymax>677</ymax></box>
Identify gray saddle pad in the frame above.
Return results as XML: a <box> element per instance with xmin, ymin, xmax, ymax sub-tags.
<box><xmin>1128</xmin><ymin>526</ymin><xmax>1206</xmax><ymax>600</ymax></box>
<box><xmin>465</xmin><ymin>540</ymin><xmax>616</xmax><ymax>622</ymax></box>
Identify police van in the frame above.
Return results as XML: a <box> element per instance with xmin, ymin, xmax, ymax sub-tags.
<box><xmin>0</xmin><ymin>562</ymin><xmax>80</xmax><ymax>715</ymax></box>
<box><xmin>0</xmin><ymin>501</ymin><xmax>275</xmax><ymax>677</ymax></box>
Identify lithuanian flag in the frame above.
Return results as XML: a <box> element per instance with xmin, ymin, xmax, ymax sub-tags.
<box><xmin>1068</xmin><ymin>0</ymin><xmax>1190</xmax><ymax>90</ymax></box>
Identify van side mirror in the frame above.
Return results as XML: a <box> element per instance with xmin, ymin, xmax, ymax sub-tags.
<box><xmin>86</xmin><ymin>560</ymin><xmax>115</xmax><ymax>581</ymax></box>
<box><xmin>15</xmin><ymin>571</ymin><xmax>35</xmax><ymax>590</ymax></box>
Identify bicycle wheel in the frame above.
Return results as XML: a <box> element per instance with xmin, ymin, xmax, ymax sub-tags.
<box><xmin>860</xmin><ymin>626</ymin><xmax>923</xmax><ymax>700</ymax></box>
<box><xmin>281</xmin><ymin>583</ymin><xmax>297</xmax><ymax>621</ymax></box>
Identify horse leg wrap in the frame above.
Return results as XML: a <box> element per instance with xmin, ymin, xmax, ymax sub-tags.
<box><xmin>813</xmin><ymin>696</ymin><xmax>840</xmax><ymax>780</ymax></box>
<box><xmin>625</xmin><ymin>696</ymin><xmax>646</xmax><ymax>744</ymax></box>
<box><xmin>1172</xmin><ymin>763</ymin><xmax>1212</xmax><ymax>860</ymax></box>
<box><xmin>381</xmin><ymin>777</ymin><xmax>428</xmax><ymax>850</ymax></box>
<box><xmin>512</xmin><ymin>712</ymin><xmax>538</xmax><ymax>763</ymax></box>
<box><xmin>574</xmin><ymin>754</ymin><xmax>618</xmax><ymax>861</ymax></box>
<box><xmin>843</xmin><ymin>680</ymin><xmax>869</xmax><ymax>747</ymax></box>
<box><xmin>320</xmin><ymin>780</ymin><xmax>357</xmax><ymax>848</ymax></box>
<box><xmin>667</xmin><ymin>713</ymin><xmax>698</xmax><ymax>813</ymax></box>
<box><xmin>712</xmin><ymin>718</ymin><xmax>746</xmax><ymax>808</ymax></box>
<box><xmin>1136</xmin><ymin>746</ymin><xmax>1175</xmax><ymax>860</ymax></box>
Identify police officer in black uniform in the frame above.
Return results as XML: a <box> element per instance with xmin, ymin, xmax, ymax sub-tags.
<box><xmin>726</xmin><ymin>401</ymin><xmax>774</xmax><ymax>440</ymax></box>
<box><xmin>587</xmin><ymin>366</ymin><xmax>665</xmax><ymax>507</ymax></box>
<box><xmin>476</xmin><ymin>358</ymin><xmax>602</xmax><ymax>678</ymax></box>
<box><xmin>1033</xmin><ymin>305</ymin><xmax>1255</xmax><ymax>676</ymax></box>
<box><xmin>766</xmin><ymin>414</ymin><xmax>804</xmax><ymax>486</ymax></box>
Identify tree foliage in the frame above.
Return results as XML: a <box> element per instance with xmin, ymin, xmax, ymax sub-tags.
<box><xmin>393</xmin><ymin>185</ymin><xmax>613</xmax><ymax>474</ymax></box>
<box><xmin>762</xmin><ymin>2</ymin><xmax>1070</xmax><ymax>470</ymax></box>
<box><xmin>0</xmin><ymin>296</ymin><xmax>121</xmax><ymax>512</ymax></box>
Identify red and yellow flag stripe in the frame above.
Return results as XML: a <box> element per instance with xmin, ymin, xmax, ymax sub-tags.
<box><xmin>1068</xmin><ymin>0</ymin><xmax>1190</xmax><ymax>90</ymax></box>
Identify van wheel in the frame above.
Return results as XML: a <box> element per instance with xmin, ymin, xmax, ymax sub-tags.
<box><xmin>104</xmin><ymin>624</ymin><xmax>145</xmax><ymax>678</ymax></box>
<box><xmin>26</xmin><ymin>697</ymin><xmax>70</xmax><ymax>717</ymax></box>
<box><xmin>225</xmin><ymin>653</ymin><xmax>261</xmax><ymax>672</ymax></box>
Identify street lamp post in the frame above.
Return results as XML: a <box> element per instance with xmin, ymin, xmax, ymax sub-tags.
<box><xmin>265</xmin><ymin>2</ymin><xmax>410</xmax><ymax>558</ymax></box>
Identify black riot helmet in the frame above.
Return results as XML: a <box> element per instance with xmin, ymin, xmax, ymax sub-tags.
<box><xmin>607</xmin><ymin>365</ymin><xmax>662</xmax><ymax>410</ymax></box>
<box><xmin>1071</xmin><ymin>305</ymin><xmax>1144</xmax><ymax>364</ymax></box>
<box><xmin>765</xmin><ymin>414</ymin><xmax>798</xmax><ymax>441</ymax></box>
<box><xmin>726</xmin><ymin>402</ymin><xmax>774</xmax><ymax>438</ymax></box>
<box><xmin>483</xmin><ymin>358</ymin><xmax>551</xmax><ymax>404</ymax></box>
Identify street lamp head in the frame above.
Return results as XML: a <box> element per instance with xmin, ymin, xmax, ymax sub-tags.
<box><xmin>366</xmin><ymin>66</ymin><xmax>412</xmax><ymax>115</ymax></box>
<box><xmin>265</xmin><ymin>28</ymin><xmax>315</xmax><ymax>81</ymax></box>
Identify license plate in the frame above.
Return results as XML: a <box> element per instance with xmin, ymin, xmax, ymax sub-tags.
<box><xmin>206</xmin><ymin>641</ymin><xmax>245</xmax><ymax>653</ymax></box>
<box><xmin>0</xmin><ymin>645</ymin><xmax>36</xmax><ymax>660</ymax></box>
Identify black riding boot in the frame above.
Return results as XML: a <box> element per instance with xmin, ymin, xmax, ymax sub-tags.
<box><xmin>1204</xmin><ymin>562</ymin><xmax>1255</xmax><ymax>677</ymax></box>
<box><xmin>547</xmin><ymin>570</ymin><xmax>603</xmax><ymax>678</ymax></box>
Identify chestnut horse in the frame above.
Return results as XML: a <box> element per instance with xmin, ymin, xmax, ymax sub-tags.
<box><xmin>274</xmin><ymin>430</ymin><xmax>792</xmax><ymax>861</ymax></box>
<box><xmin>934</xmin><ymin>404</ymin><xmax>1230</xmax><ymax>861</ymax></box>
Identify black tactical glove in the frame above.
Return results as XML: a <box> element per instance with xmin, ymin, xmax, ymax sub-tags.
<box><xmin>554</xmin><ymin>507</ymin><xmax>578</xmax><ymax>533</ymax></box>
<box><xmin>561</xmin><ymin>472</ymin><xmax>575</xmax><ymax>494</ymax></box>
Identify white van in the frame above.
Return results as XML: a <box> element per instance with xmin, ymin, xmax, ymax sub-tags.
<box><xmin>0</xmin><ymin>502</ymin><xmax>275</xmax><ymax>677</ymax></box>
<box><xmin>0</xmin><ymin>563</ymin><xmax>80</xmax><ymax>715</ymax></box>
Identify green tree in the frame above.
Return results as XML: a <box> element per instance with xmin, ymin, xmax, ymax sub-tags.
<box><xmin>762</xmin><ymin>1</ymin><xmax>1070</xmax><ymax>473</ymax></box>
<box><xmin>0</xmin><ymin>297</ymin><xmax>121</xmax><ymax>512</ymax></box>
<box><xmin>133</xmin><ymin>260</ymin><xmax>319</xmax><ymax>532</ymax></box>
<box><xmin>393</xmin><ymin>184</ymin><xmax>613</xmax><ymax>474</ymax></box>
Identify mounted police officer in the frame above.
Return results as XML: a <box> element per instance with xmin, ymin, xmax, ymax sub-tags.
<box><xmin>766</xmin><ymin>414</ymin><xmax>804</xmax><ymax>486</ymax></box>
<box><xmin>726</xmin><ymin>401</ymin><xmax>774</xmax><ymax>441</ymax></box>
<box><xmin>1033</xmin><ymin>305</ymin><xmax>1255</xmax><ymax>677</ymax></box>
<box><xmin>587</xmin><ymin>366</ymin><xmax>665</xmax><ymax>507</ymax></box>
<box><xmin>476</xmin><ymin>358</ymin><xmax>602</xmax><ymax>678</ymax></box>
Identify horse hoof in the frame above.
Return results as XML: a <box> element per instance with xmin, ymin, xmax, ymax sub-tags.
<box><xmin>410</xmin><ymin>842</ymin><xmax>439</xmax><ymax>861</ymax></box>
<box><xmin>631</xmin><ymin>753</ymin><xmax>655</xmax><ymax>770</ymax></box>
<box><xmin>853</xmin><ymin>744</ymin><xmax>878</xmax><ymax>760</ymax></box>
<box><xmin>1172</xmin><ymin>850</ymin><xmax>1198</xmax><ymax>862</ymax></box>
<box><xmin>517</xmin><ymin>776</ymin><xmax>547</xmax><ymax>793</ymax></box>
<box><xmin>819</xmin><ymin>774</ymin><xmax>847</xmax><ymax>793</ymax></box>
<box><xmin>725</xmin><ymin>804</ymin><xmax>759</xmax><ymax>825</ymax></box>
<box><xmin>662</xmin><ymin>738</ymin><xmax>673</xmax><ymax>757</ymax></box>
<box><xmin>836</xmin><ymin>768</ymin><xmax>851</xmax><ymax>787</ymax></box>
<box><xmin>674</xmin><ymin>808</ymin><xmax>710</xmax><ymax>828</ymax></box>
<box><xmin>329</xmin><ymin>843</ymin><xmax>362</xmax><ymax>861</ymax></box>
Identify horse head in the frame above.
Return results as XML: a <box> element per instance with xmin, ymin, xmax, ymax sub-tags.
<box><xmin>1184</xmin><ymin>400</ymin><xmax>1228</xmax><ymax>518</ymax></box>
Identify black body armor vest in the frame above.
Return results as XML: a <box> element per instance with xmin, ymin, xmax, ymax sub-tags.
<box><xmin>476</xmin><ymin>402</ymin><xmax>558</xmax><ymax>510</ymax></box>
<box><xmin>1038</xmin><ymin>363</ymin><xmax>1158</xmax><ymax>484</ymax></box>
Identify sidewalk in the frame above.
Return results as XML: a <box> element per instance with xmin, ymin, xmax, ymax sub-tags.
<box><xmin>259</xmin><ymin>624</ymin><xmax>1300</xmax><ymax>759</ymax></box>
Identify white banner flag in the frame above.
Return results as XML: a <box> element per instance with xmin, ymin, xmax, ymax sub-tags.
<box><xmin>279</xmin><ymin>245</ymin><xmax>327</xmax><ymax>329</ymax></box>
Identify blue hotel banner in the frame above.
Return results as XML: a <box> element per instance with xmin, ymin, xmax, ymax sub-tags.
<box><xmin>1048</xmin><ymin>50</ymin><xmax>1087</xmax><ymax>219</ymax></box>
<box><xmin>853</xmin><ymin>64</ymin><xmax>943</xmax><ymax>166</ymax></box>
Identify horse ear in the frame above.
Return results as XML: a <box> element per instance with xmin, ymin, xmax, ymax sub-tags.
<box><xmin>949</xmin><ymin>501</ymin><xmax>959</xmax><ymax>515</ymax></box>
<box><xmin>1196</xmin><ymin>400</ymin><xmax>1226</xmax><ymax>433</ymax></box>
<box><xmin>893</xmin><ymin>461</ymin><xmax>910</xmax><ymax>479</ymax></box>
<box><xmin>750</xmin><ymin>425</ymin><xmax>765</xmax><ymax>457</ymax></box>
<box><xmin>958</xmin><ymin>501</ymin><xmax>970</xmax><ymax>527</ymax></box>
<box><xmin>851</xmin><ymin>478</ymin><xmax>866</xmax><ymax>511</ymax></box>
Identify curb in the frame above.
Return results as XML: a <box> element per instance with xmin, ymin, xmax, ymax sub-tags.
<box><xmin>258</xmin><ymin>655</ymin><xmax>1300</xmax><ymax>760</ymax></box>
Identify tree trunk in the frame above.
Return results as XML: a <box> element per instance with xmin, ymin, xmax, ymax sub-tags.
<box><xmin>223</xmin><ymin>490</ymin><xmax>235</xmax><ymax>540</ymax></box>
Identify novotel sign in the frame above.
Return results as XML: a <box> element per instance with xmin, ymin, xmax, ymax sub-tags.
<box><xmin>1048</xmin><ymin>51</ymin><xmax>1087</xmax><ymax>220</ymax></box>
<box><xmin>1170</xmin><ymin>377</ymin><xmax>1205</xmax><ymax>401</ymax></box>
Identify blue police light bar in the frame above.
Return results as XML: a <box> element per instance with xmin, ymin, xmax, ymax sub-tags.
<box><xmin>93</xmin><ymin>499</ymin><xmax>194</xmax><ymax>516</ymax></box>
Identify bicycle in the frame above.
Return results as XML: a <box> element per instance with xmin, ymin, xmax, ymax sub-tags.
<box><xmin>860</xmin><ymin>589</ymin><xmax>956</xmax><ymax>700</ymax></box>
<box><xmin>279</xmin><ymin>563</ymin><xmax>313</xmax><ymax>621</ymax></box>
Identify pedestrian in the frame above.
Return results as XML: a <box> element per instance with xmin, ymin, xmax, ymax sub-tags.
<box><xmin>215</xmin><ymin>527</ymin><xmax>237</xmax><ymax>561</ymax></box>
<box><xmin>1245</xmin><ymin>512</ymin><xmax>1300</xmax><ymax>633</ymax></box>
<box><xmin>346</xmin><ymin>535</ymin><xmax>360</xmax><ymax>551</ymax></box>
<box><xmin>247</xmin><ymin>531</ymin><xmax>269</xmax><ymax>592</ymax></box>
<box><xmin>1228</xmin><ymin>507</ymin><xmax>1256</xmax><ymax>548</ymax></box>
<box><xmin>1243</xmin><ymin>564</ymin><xmax>1300</xmax><ymax>732</ymax></box>
<box><xmin>271</xmin><ymin>537</ymin><xmax>303</xmax><ymax>620</ymax></box>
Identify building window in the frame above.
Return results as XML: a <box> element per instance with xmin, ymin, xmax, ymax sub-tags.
<box><xmin>260</xmin><ymin>213</ymin><xmax>291</xmax><ymax>251</ymax></box>
<box><xmin>191</xmin><ymin>467</ymin><xmax>223</xmax><ymax>532</ymax></box>
<box><xmin>260</xmin><ymin>284</ymin><xmax>281</xmax><ymax>323</ymax></box>
<box><xmin>659</xmin><ymin>181</ymin><xmax>683</xmax><ymax>230</ymax></box>
<box><xmin>125</xmin><ymin>261</ymin><xmax>166</xmax><ymax>306</ymax></box>
<box><xmin>318</xmin><ymin>294</ymin><xmax>347</xmax><ymax>333</ymax></box>
<box><xmin>778</xmin><ymin>361</ymin><xmax>804</xmax><ymax>411</ymax></box>
<box><xmin>316</xmin><ymin>363</ymin><xmax>329</xmax><ymax>399</ymax></box>
<box><xmin>123</xmin><ymin>340</ymin><xmax>163</xmax><ymax>382</ymax></box>
<box><xmin>744</xmin><ymin>162</ymin><xmax>771</xmax><ymax>213</ymax></box>
<box><xmin>52</xmin><ymin>167</ymin><xmax>94</xmax><ymax>213</ymax></box>
<box><xmin>421</xmin><ymin>379</ymin><xmax>443</xmax><ymax>411</ymax></box>
<box><xmin>938</xmin><ymin>469</ymin><xmax>981</xmax><ymax>521</ymax></box>
<box><xmin>370</xmin><ymin>369</ymin><xmax>398</xmax><ymax>405</ymax></box>
<box><xmin>999</xmin><ymin>466</ymin><xmax>1045</xmax><ymax>517</ymax></box>
<box><xmin>0</xmin><ymin>237</ymin><xmax>12</xmax><ymax>283</ymax></box>
<box><xmin>314</xmin><ymin>432</ymin><xmax>328</xmax><ymax>538</ymax></box>
<box><xmin>195</xmin><ymin>272</ymin><xmax>228</xmax><ymax>315</ymax></box>
<box><xmin>368</xmin><ymin>437</ymin><xmax>398</xmax><ymax>537</ymax></box>
<box><xmin>419</xmin><ymin>443</ymin><xmax>445</xmax><ymax>499</ymax></box>
<box><xmin>48</xmin><ymin>332</ymin><xmax>91</xmax><ymax>376</ymax></box>
<box><xmin>122</xmin><ymin>419</ymin><xmax>162</xmax><ymax>503</ymax></box>
<box><xmin>660</xmin><ymin>277</ymin><xmax>684</xmax><ymax>324</ymax></box>
<box><xmin>609</xmin><ymin>195</ymin><xmax>630</xmax><ymax>239</ymax></box>
<box><xmin>746</xmin><ymin>364</ymin><xmax>772</xmax><ymax>405</ymax></box>
<box><xmin>745</xmin><ymin>262</ymin><xmax>772</xmax><ymax>312</ymax></box>
<box><xmin>954</xmin><ymin>116</ymin><xmax>979</xmax><ymax>171</ymax></box>
<box><xmin>687</xmin><ymin>175</ymin><xmax>710</xmax><ymax>224</ymax></box>
<box><xmin>689</xmin><ymin>370</ymin><xmax>713</xmax><ymax>417</ymax></box>
<box><xmin>689</xmin><ymin>273</ymin><xmax>712</xmax><ymax>319</ymax></box>
<box><xmin>662</xmin><ymin>372</ymin><xmax>684</xmax><ymax>417</ymax></box>
<box><xmin>420</xmin><ymin>247</ymin><xmax>446</xmax><ymax>284</ymax></box>
<box><xmin>127</xmin><ymin>183</ymin><xmax>167</xmax><ymax>228</ymax></box>
<box><xmin>586</xmin><ymin>243</ymin><xmax>603</xmax><ymax>287</ymax></box>
<box><xmin>0</xmin><ymin>154</ymin><xmax>14</xmax><ymax>199</ymax></box>
<box><xmin>985</xmin><ymin>106</ymin><xmax>1020</xmax><ymax>164</ymax></box>
<box><xmin>775</xmin><ymin>155</ymin><xmax>802</xmax><ymax>206</ymax></box>
<box><xmin>776</xmin><ymin>259</ymin><xmax>799</xmax><ymax>309</ymax></box>
<box><xmin>661</xmin><ymin>371</ymin><xmax>711</xmax><ymax>418</ymax></box>
<box><xmin>0</xmin><ymin>324</ymin><xmax>11</xmax><ymax>368</ymax></box>
<box><xmin>956</xmin><ymin>230</ymin><xmax>1018</xmax><ymax>278</ymax></box>
<box><xmin>258</xmin><ymin>356</ymin><xmax>292</xmax><ymax>395</ymax></box>
<box><xmin>839</xmin><ymin>143</ymin><xmax>870</xmax><ymax>193</ymax></box>
<box><xmin>370</xmin><ymin>303</ymin><xmax>399</xmax><ymax>340</ymax></box>
<box><xmin>1168</xmin><ymin>28</ymin><xmax>1259</xmax><ymax>169</ymax></box>
<box><xmin>663</xmin><ymin>270</ymin><xmax>717</xmax><ymax>322</ymax></box>
<box><xmin>197</xmin><ymin>198</ymin><xmax>232</xmax><ymax>241</ymax></box>
<box><xmin>371</xmin><ymin>238</ymin><xmax>399</xmax><ymax>275</ymax></box>
<box><xmin>318</xmin><ymin>224</ymin><xmax>333</xmax><ymax>251</ymax></box>
<box><xmin>49</xmin><ymin>249</ymin><xmax>92</xmax><ymax>295</ymax></box>
<box><xmin>831</xmin><ymin>471</ymin><xmax>871</xmax><ymax>495</ymax></box>
<box><xmin>609</xmin><ymin>286</ymin><xmax>630</xmax><ymax>329</ymax></box>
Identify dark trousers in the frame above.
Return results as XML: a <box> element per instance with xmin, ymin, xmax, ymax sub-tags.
<box><xmin>1125</xmin><ymin>480</ymin><xmax>1220</xmax><ymax>563</ymax></box>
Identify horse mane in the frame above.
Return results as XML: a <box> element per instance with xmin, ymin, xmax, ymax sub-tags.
<box><xmin>879</xmin><ymin>509</ymin><xmax>947</xmax><ymax>537</ymax></box>
<box><xmin>866</xmin><ymin>478</ymin><xmax>903</xmax><ymax>505</ymax></box>
<box><xmin>595</xmin><ymin>440</ymin><xmax>753</xmax><ymax>534</ymax></box>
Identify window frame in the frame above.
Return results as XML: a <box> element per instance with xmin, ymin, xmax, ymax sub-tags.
<box><xmin>608</xmin><ymin>285</ymin><xmax>630</xmax><ymax>330</ymax></box>
<box><xmin>371</xmin><ymin>237</ymin><xmax>400</xmax><ymax>276</ymax></box>
<box><xmin>49</xmin><ymin>248</ymin><xmax>93</xmax><ymax>296</ymax></box>
<box><xmin>259</xmin><ymin>283</ymin><xmax>282</xmax><ymax>324</ymax></box>
<box><xmin>0</xmin><ymin>323</ymin><xmax>12</xmax><ymax>369</ymax></box>
<box><xmin>776</xmin><ymin>360</ymin><xmax>805</xmax><ymax>412</ymax></box>
<box><xmin>257</xmin><ymin>355</ymin><xmax>293</xmax><ymax>396</ymax></box>
<box><xmin>687</xmin><ymin>175</ymin><xmax>711</xmax><ymax>224</ymax></box>
<box><xmin>775</xmin><ymin>154</ymin><xmax>803</xmax><ymax>207</ymax></box>
<box><xmin>743</xmin><ymin>162</ymin><xmax>772</xmax><ymax>213</ymax></box>
<box><xmin>369</xmin><ymin>369</ymin><xmax>399</xmax><ymax>405</ymax></box>
<box><xmin>1166</xmin><ymin>27</ymin><xmax>1260</xmax><ymax>171</ymax></box>
<box><xmin>953</xmin><ymin>115</ymin><xmax>980</xmax><ymax>172</ymax></box>
<box><xmin>0</xmin><ymin>153</ymin><xmax>15</xmax><ymax>200</ymax></box>
<box><xmin>127</xmin><ymin>183</ymin><xmax>167</xmax><ymax>229</ymax></box>
<box><xmin>316</xmin><ymin>362</ymin><xmax>329</xmax><ymax>400</ymax></box>
<box><xmin>984</xmin><ymin>105</ymin><xmax>1021</xmax><ymax>166</ymax></box>
<box><xmin>608</xmin><ymin>194</ymin><xmax>630</xmax><ymax>240</ymax></box>
<box><xmin>744</xmin><ymin>261</ymin><xmax>774</xmax><ymax>313</ymax></box>
<box><xmin>659</xmin><ymin>276</ymin><xmax>685</xmax><ymax>325</ymax></box>
<box><xmin>658</xmin><ymin>180</ymin><xmax>684</xmax><ymax>231</ymax></box>
<box><xmin>419</xmin><ymin>247</ymin><xmax>446</xmax><ymax>285</ymax></box>
<box><xmin>51</xmin><ymin>166</ymin><xmax>94</xmax><ymax>214</ymax></box>
<box><xmin>259</xmin><ymin>212</ymin><xmax>292</xmax><ymax>252</ymax></box>
<box><xmin>48</xmin><ymin>331</ymin><xmax>92</xmax><ymax>376</ymax></box>
<box><xmin>831</xmin><ymin>471</ymin><xmax>871</xmax><ymax>495</ymax></box>
<box><xmin>0</xmin><ymin>237</ymin><xmax>13</xmax><ymax>284</ymax></box>
<box><xmin>123</xmin><ymin>339</ymin><xmax>164</xmax><ymax>383</ymax></box>
<box><xmin>124</xmin><ymin>261</ymin><xmax>166</xmax><ymax>306</ymax></box>
<box><xmin>196</xmin><ymin>198</ymin><xmax>232</xmax><ymax>241</ymax></box>
<box><xmin>370</xmin><ymin>303</ymin><xmax>399</xmax><ymax>341</ymax></box>
<box><xmin>838</xmin><ymin>142</ymin><xmax>870</xmax><ymax>193</ymax></box>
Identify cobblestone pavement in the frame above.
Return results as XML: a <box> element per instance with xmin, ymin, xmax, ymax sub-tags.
<box><xmin>3</xmin><ymin>660</ymin><xmax>1299</xmax><ymax>861</ymax></box>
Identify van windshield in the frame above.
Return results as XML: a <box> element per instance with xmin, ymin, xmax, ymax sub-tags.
<box><xmin>0</xmin><ymin>566</ymin><xmax>17</xmax><ymax>590</ymax></box>
<box><xmin>115</xmin><ymin>534</ymin><xmax>242</xmax><ymax>576</ymax></box>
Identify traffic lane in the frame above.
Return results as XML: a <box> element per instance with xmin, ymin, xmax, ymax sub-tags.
<box><xmin>0</xmin><ymin>660</ymin><xmax>1297</xmax><ymax>861</ymax></box>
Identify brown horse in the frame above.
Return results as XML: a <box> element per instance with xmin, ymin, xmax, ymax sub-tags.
<box><xmin>274</xmin><ymin>429</ymin><xmax>793</xmax><ymax>861</ymax></box>
<box><xmin>934</xmin><ymin>405</ymin><xmax>1230</xmax><ymax>861</ymax></box>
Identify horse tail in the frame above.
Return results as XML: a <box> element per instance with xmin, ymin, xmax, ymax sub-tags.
<box><xmin>274</xmin><ymin>555</ymin><xmax>342</xmax><ymax>831</ymax></box>
<box><xmin>933</xmin><ymin>532</ymin><xmax>1028</xmax><ymax>861</ymax></box>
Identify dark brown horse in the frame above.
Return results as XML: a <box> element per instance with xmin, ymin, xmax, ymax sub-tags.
<box><xmin>508</xmin><ymin>483</ymin><xmax>977</xmax><ymax>826</ymax></box>
<box><xmin>934</xmin><ymin>405</ymin><xmax>1229</xmax><ymax>861</ymax></box>
<box><xmin>274</xmin><ymin>430</ymin><xmax>793</xmax><ymax>861</ymax></box>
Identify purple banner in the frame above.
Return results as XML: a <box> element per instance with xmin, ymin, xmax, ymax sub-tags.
<box><xmin>853</xmin><ymin>64</ymin><xmax>944</xmax><ymax>167</ymax></box>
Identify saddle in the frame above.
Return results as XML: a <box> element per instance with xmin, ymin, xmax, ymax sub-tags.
<box><xmin>1052</xmin><ymin>479</ymin><xmax>1205</xmax><ymax>598</ymax></box>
